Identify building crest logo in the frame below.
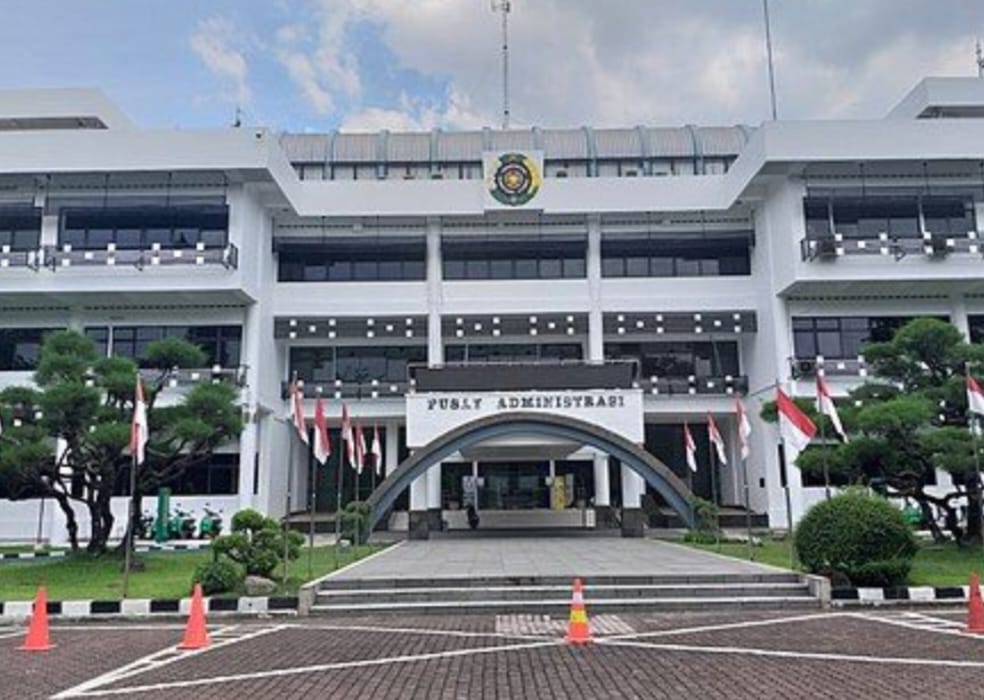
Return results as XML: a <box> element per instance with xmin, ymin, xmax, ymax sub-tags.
<box><xmin>486</xmin><ymin>152</ymin><xmax>541</xmax><ymax>206</ymax></box>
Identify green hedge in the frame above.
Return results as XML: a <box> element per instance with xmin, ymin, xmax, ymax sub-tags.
<box><xmin>795</xmin><ymin>490</ymin><xmax>917</xmax><ymax>587</ymax></box>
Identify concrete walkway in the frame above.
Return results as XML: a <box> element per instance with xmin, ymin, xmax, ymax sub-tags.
<box><xmin>331</xmin><ymin>537</ymin><xmax>785</xmax><ymax>580</ymax></box>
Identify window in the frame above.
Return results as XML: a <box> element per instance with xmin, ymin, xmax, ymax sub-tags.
<box><xmin>117</xmin><ymin>453</ymin><xmax>239</xmax><ymax>496</ymax></box>
<box><xmin>805</xmin><ymin>194</ymin><xmax>976</xmax><ymax>240</ymax></box>
<box><xmin>97</xmin><ymin>325</ymin><xmax>242</xmax><ymax>367</ymax></box>
<box><xmin>289</xmin><ymin>345</ymin><xmax>427</xmax><ymax>384</ymax></box>
<box><xmin>445</xmin><ymin>343</ymin><xmax>583</xmax><ymax>364</ymax></box>
<box><xmin>0</xmin><ymin>207</ymin><xmax>42</xmax><ymax>251</ymax></box>
<box><xmin>601</xmin><ymin>232</ymin><xmax>751</xmax><ymax>278</ymax></box>
<box><xmin>923</xmin><ymin>197</ymin><xmax>975</xmax><ymax>237</ymax></box>
<box><xmin>277</xmin><ymin>237</ymin><xmax>426</xmax><ymax>282</ymax></box>
<box><xmin>605</xmin><ymin>342</ymin><xmax>739</xmax><ymax>378</ymax></box>
<box><xmin>791</xmin><ymin>316</ymin><xmax>945</xmax><ymax>359</ymax></box>
<box><xmin>0</xmin><ymin>328</ymin><xmax>59</xmax><ymax>371</ymax></box>
<box><xmin>966</xmin><ymin>316</ymin><xmax>984</xmax><ymax>344</ymax></box>
<box><xmin>59</xmin><ymin>203</ymin><xmax>228</xmax><ymax>250</ymax></box>
<box><xmin>442</xmin><ymin>235</ymin><xmax>587</xmax><ymax>280</ymax></box>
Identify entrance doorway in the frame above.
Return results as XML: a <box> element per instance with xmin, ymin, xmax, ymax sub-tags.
<box><xmin>479</xmin><ymin>462</ymin><xmax>549</xmax><ymax>510</ymax></box>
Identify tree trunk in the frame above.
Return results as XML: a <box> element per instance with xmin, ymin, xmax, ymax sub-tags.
<box><xmin>917</xmin><ymin>499</ymin><xmax>947</xmax><ymax>544</ymax></box>
<box><xmin>86</xmin><ymin>493</ymin><xmax>115</xmax><ymax>555</ymax></box>
<box><xmin>52</xmin><ymin>492</ymin><xmax>79</xmax><ymax>552</ymax></box>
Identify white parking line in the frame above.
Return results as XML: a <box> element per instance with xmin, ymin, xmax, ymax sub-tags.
<box><xmin>599</xmin><ymin>638</ymin><xmax>984</xmax><ymax>669</ymax></box>
<box><xmin>57</xmin><ymin>639</ymin><xmax>563</xmax><ymax>697</ymax></box>
<box><xmin>602</xmin><ymin>611</ymin><xmax>848</xmax><ymax>641</ymax></box>
<box><xmin>52</xmin><ymin>624</ymin><xmax>287</xmax><ymax>699</ymax></box>
<box><xmin>287</xmin><ymin>622</ymin><xmax>555</xmax><ymax>642</ymax></box>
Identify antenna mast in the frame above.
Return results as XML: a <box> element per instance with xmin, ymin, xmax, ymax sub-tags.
<box><xmin>762</xmin><ymin>0</ymin><xmax>778</xmax><ymax>120</ymax></box>
<box><xmin>491</xmin><ymin>0</ymin><xmax>512</xmax><ymax>129</ymax></box>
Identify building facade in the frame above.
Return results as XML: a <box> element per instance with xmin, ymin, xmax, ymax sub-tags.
<box><xmin>2</xmin><ymin>78</ymin><xmax>984</xmax><ymax>544</ymax></box>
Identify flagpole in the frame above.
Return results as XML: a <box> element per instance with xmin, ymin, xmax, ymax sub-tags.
<box><xmin>776</xmin><ymin>380</ymin><xmax>795</xmax><ymax>569</ymax></box>
<box><xmin>307</xmin><ymin>425</ymin><xmax>317</xmax><ymax>580</ymax></box>
<box><xmin>282</xmin><ymin>375</ymin><xmax>299</xmax><ymax>590</ymax></box>
<box><xmin>741</xmin><ymin>455</ymin><xmax>753</xmax><ymax>560</ymax></box>
<box><xmin>122</xmin><ymin>451</ymin><xmax>137</xmax><ymax>598</ymax></box>
<box><xmin>334</xmin><ymin>427</ymin><xmax>343</xmax><ymax>571</ymax></box>
<box><xmin>968</xmin><ymin>365</ymin><xmax>984</xmax><ymax>548</ymax></box>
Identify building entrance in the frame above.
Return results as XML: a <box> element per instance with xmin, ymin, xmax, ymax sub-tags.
<box><xmin>478</xmin><ymin>462</ymin><xmax>549</xmax><ymax>510</ymax></box>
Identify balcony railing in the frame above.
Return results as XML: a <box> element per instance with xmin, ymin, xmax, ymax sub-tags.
<box><xmin>800</xmin><ymin>230</ymin><xmax>981</xmax><ymax>262</ymax></box>
<box><xmin>149</xmin><ymin>366</ymin><xmax>248</xmax><ymax>389</ymax></box>
<box><xmin>637</xmin><ymin>374</ymin><xmax>748</xmax><ymax>396</ymax></box>
<box><xmin>4</xmin><ymin>243</ymin><xmax>240</xmax><ymax>272</ymax></box>
<box><xmin>282</xmin><ymin>379</ymin><xmax>410</xmax><ymax>400</ymax></box>
<box><xmin>789</xmin><ymin>356</ymin><xmax>867</xmax><ymax>379</ymax></box>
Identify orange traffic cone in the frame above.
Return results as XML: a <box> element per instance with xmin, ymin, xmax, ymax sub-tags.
<box><xmin>19</xmin><ymin>586</ymin><xmax>54</xmax><ymax>652</ymax></box>
<box><xmin>965</xmin><ymin>572</ymin><xmax>984</xmax><ymax>634</ymax></box>
<box><xmin>178</xmin><ymin>583</ymin><xmax>210</xmax><ymax>650</ymax></box>
<box><xmin>564</xmin><ymin>578</ymin><xmax>592</xmax><ymax>645</ymax></box>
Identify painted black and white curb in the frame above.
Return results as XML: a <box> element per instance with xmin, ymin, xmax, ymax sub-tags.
<box><xmin>1</xmin><ymin>542</ymin><xmax>212</xmax><ymax>562</ymax></box>
<box><xmin>0</xmin><ymin>595</ymin><xmax>298</xmax><ymax>620</ymax></box>
<box><xmin>832</xmin><ymin>585</ymin><xmax>974</xmax><ymax>606</ymax></box>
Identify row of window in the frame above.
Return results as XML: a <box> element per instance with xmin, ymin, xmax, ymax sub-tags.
<box><xmin>791</xmin><ymin>316</ymin><xmax>948</xmax><ymax>360</ymax></box>
<box><xmin>804</xmin><ymin>195</ymin><xmax>976</xmax><ymax>240</ymax></box>
<box><xmin>59</xmin><ymin>204</ymin><xmax>229</xmax><ymax>251</ymax></box>
<box><xmin>85</xmin><ymin>326</ymin><xmax>242</xmax><ymax>368</ymax></box>
<box><xmin>605</xmin><ymin>342</ymin><xmax>740</xmax><ymax>378</ymax></box>
<box><xmin>293</xmin><ymin>157</ymin><xmax>733</xmax><ymax>182</ymax></box>
<box><xmin>0</xmin><ymin>207</ymin><xmax>41</xmax><ymax>251</ymax></box>
<box><xmin>276</xmin><ymin>234</ymin><xmax>753</xmax><ymax>282</ymax></box>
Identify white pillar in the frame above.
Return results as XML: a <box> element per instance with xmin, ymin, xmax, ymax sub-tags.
<box><xmin>586</xmin><ymin>215</ymin><xmax>604</xmax><ymax>362</ymax></box>
<box><xmin>384</xmin><ymin>421</ymin><xmax>399</xmax><ymax>477</ymax></box>
<box><xmin>415</xmin><ymin>219</ymin><xmax>443</xmax><ymax>521</ymax></box>
<box><xmin>592</xmin><ymin>453</ymin><xmax>610</xmax><ymax>507</ymax></box>
<box><xmin>427</xmin><ymin>464</ymin><xmax>442</xmax><ymax>510</ymax></box>
<box><xmin>621</xmin><ymin>465</ymin><xmax>645</xmax><ymax>508</ymax></box>
<box><xmin>410</xmin><ymin>477</ymin><xmax>427</xmax><ymax>511</ymax></box>
<box><xmin>951</xmin><ymin>294</ymin><xmax>971</xmax><ymax>340</ymax></box>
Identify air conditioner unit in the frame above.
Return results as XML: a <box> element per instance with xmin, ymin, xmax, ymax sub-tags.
<box><xmin>555</xmin><ymin>170</ymin><xmax>568</xmax><ymax>178</ymax></box>
<box><xmin>624</xmin><ymin>169</ymin><xmax>639</xmax><ymax>177</ymax></box>
<box><xmin>431</xmin><ymin>172</ymin><xmax>445</xmax><ymax>180</ymax></box>
<box><xmin>793</xmin><ymin>358</ymin><xmax>817</xmax><ymax>378</ymax></box>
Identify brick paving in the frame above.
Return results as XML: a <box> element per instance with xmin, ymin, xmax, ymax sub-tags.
<box><xmin>5</xmin><ymin>612</ymin><xmax>984</xmax><ymax>699</ymax></box>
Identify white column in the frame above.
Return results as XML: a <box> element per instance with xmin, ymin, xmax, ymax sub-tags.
<box><xmin>621</xmin><ymin>465</ymin><xmax>645</xmax><ymax>508</ymax></box>
<box><xmin>427</xmin><ymin>465</ymin><xmax>442</xmax><ymax>510</ymax></box>
<box><xmin>410</xmin><ymin>477</ymin><xmax>428</xmax><ymax>511</ymax></box>
<box><xmin>384</xmin><ymin>421</ymin><xmax>399</xmax><ymax>477</ymax></box>
<box><xmin>416</xmin><ymin>219</ymin><xmax>443</xmax><ymax>516</ymax></box>
<box><xmin>592</xmin><ymin>453</ymin><xmax>610</xmax><ymax>507</ymax></box>
<box><xmin>951</xmin><ymin>294</ymin><xmax>971</xmax><ymax>340</ymax></box>
<box><xmin>586</xmin><ymin>215</ymin><xmax>604</xmax><ymax>362</ymax></box>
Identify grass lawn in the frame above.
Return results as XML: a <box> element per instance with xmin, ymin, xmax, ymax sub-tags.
<box><xmin>686</xmin><ymin>538</ymin><xmax>984</xmax><ymax>587</ymax></box>
<box><xmin>0</xmin><ymin>543</ymin><xmax>385</xmax><ymax>601</ymax></box>
<box><xmin>0</xmin><ymin>545</ymin><xmax>63</xmax><ymax>555</ymax></box>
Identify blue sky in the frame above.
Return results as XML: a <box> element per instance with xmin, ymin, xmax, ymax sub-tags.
<box><xmin>2</xmin><ymin>1</ymin><xmax>982</xmax><ymax>132</ymax></box>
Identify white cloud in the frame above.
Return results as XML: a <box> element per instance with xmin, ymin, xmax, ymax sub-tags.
<box><xmin>190</xmin><ymin>17</ymin><xmax>252</xmax><ymax>106</ymax></box>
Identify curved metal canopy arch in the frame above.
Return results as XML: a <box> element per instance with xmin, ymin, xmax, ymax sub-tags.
<box><xmin>365</xmin><ymin>411</ymin><xmax>695</xmax><ymax>532</ymax></box>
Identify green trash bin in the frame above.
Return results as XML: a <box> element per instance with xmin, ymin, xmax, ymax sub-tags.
<box><xmin>154</xmin><ymin>488</ymin><xmax>171</xmax><ymax>543</ymax></box>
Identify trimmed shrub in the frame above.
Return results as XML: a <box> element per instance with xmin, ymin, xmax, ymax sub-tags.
<box><xmin>794</xmin><ymin>490</ymin><xmax>917</xmax><ymax>587</ymax></box>
<box><xmin>340</xmin><ymin>501</ymin><xmax>371</xmax><ymax>542</ymax></box>
<box><xmin>212</xmin><ymin>508</ymin><xmax>303</xmax><ymax>578</ymax></box>
<box><xmin>192</xmin><ymin>559</ymin><xmax>243</xmax><ymax>595</ymax></box>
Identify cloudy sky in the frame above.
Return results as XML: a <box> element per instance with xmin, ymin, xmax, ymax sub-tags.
<box><xmin>2</xmin><ymin>1</ymin><xmax>982</xmax><ymax>132</ymax></box>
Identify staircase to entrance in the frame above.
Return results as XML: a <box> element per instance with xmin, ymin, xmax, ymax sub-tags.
<box><xmin>301</xmin><ymin>536</ymin><xmax>825</xmax><ymax>615</ymax></box>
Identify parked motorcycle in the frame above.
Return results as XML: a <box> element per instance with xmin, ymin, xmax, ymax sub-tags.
<box><xmin>168</xmin><ymin>507</ymin><xmax>197</xmax><ymax>540</ymax></box>
<box><xmin>134</xmin><ymin>510</ymin><xmax>155</xmax><ymax>540</ymax></box>
<box><xmin>198</xmin><ymin>506</ymin><xmax>223</xmax><ymax>539</ymax></box>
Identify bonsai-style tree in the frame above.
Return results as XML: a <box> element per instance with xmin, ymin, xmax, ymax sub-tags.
<box><xmin>0</xmin><ymin>330</ymin><xmax>243</xmax><ymax>554</ymax></box>
<box><xmin>763</xmin><ymin>318</ymin><xmax>984</xmax><ymax>545</ymax></box>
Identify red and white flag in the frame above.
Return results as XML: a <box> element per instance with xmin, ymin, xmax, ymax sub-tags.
<box><xmin>354</xmin><ymin>422</ymin><xmax>367</xmax><ymax>475</ymax></box>
<box><xmin>816</xmin><ymin>374</ymin><xmax>847</xmax><ymax>441</ymax></box>
<box><xmin>777</xmin><ymin>387</ymin><xmax>817</xmax><ymax>460</ymax></box>
<box><xmin>968</xmin><ymin>376</ymin><xmax>984</xmax><ymax>416</ymax></box>
<box><xmin>684</xmin><ymin>421</ymin><xmax>698</xmax><ymax>473</ymax></box>
<box><xmin>735</xmin><ymin>399</ymin><xmax>752</xmax><ymax>461</ymax></box>
<box><xmin>130</xmin><ymin>378</ymin><xmax>149</xmax><ymax>466</ymax></box>
<box><xmin>371</xmin><ymin>425</ymin><xmax>383</xmax><ymax>475</ymax></box>
<box><xmin>341</xmin><ymin>403</ymin><xmax>354</xmax><ymax>469</ymax></box>
<box><xmin>707</xmin><ymin>414</ymin><xmax>727</xmax><ymax>465</ymax></box>
<box><xmin>313</xmin><ymin>396</ymin><xmax>331</xmax><ymax>466</ymax></box>
<box><xmin>289</xmin><ymin>380</ymin><xmax>309</xmax><ymax>445</ymax></box>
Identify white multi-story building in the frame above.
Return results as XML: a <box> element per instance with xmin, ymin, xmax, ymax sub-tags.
<box><xmin>2</xmin><ymin>77</ymin><xmax>984</xmax><ymax>544</ymax></box>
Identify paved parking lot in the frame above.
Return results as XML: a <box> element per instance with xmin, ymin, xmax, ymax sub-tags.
<box><xmin>3</xmin><ymin>608</ymin><xmax>984</xmax><ymax>699</ymax></box>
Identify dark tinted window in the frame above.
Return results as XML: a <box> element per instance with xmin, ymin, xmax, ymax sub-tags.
<box><xmin>277</xmin><ymin>237</ymin><xmax>426</xmax><ymax>282</ymax></box>
<box><xmin>59</xmin><ymin>204</ymin><xmax>229</xmax><ymax>250</ymax></box>
<box><xmin>104</xmin><ymin>325</ymin><xmax>241</xmax><ymax>367</ymax></box>
<box><xmin>601</xmin><ymin>233</ymin><xmax>751</xmax><ymax>278</ymax></box>
<box><xmin>442</xmin><ymin>235</ymin><xmax>587</xmax><ymax>280</ymax></box>
<box><xmin>791</xmin><ymin>316</ymin><xmax>947</xmax><ymax>359</ymax></box>
<box><xmin>605</xmin><ymin>341</ymin><xmax>739</xmax><ymax>377</ymax></box>
<box><xmin>289</xmin><ymin>345</ymin><xmax>426</xmax><ymax>383</ymax></box>
<box><xmin>0</xmin><ymin>328</ymin><xmax>58</xmax><ymax>370</ymax></box>
<box><xmin>0</xmin><ymin>207</ymin><xmax>42</xmax><ymax>251</ymax></box>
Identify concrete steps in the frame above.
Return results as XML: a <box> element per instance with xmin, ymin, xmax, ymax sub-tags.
<box><xmin>310</xmin><ymin>573</ymin><xmax>820</xmax><ymax>615</ymax></box>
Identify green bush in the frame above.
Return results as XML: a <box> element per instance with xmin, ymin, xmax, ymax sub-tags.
<box><xmin>683</xmin><ymin>530</ymin><xmax>718</xmax><ymax>545</ymax></box>
<box><xmin>212</xmin><ymin>508</ymin><xmax>303</xmax><ymax>578</ymax></box>
<box><xmin>191</xmin><ymin>559</ymin><xmax>243</xmax><ymax>595</ymax></box>
<box><xmin>795</xmin><ymin>490</ymin><xmax>917</xmax><ymax>587</ymax></box>
<box><xmin>340</xmin><ymin>501</ymin><xmax>371</xmax><ymax>542</ymax></box>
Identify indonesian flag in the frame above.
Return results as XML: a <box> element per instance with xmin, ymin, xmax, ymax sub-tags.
<box><xmin>735</xmin><ymin>399</ymin><xmax>752</xmax><ymax>461</ymax></box>
<box><xmin>684</xmin><ymin>421</ymin><xmax>698</xmax><ymax>473</ymax></box>
<box><xmin>816</xmin><ymin>374</ymin><xmax>847</xmax><ymax>441</ymax></box>
<box><xmin>354</xmin><ymin>422</ymin><xmax>367</xmax><ymax>475</ymax></box>
<box><xmin>313</xmin><ymin>396</ymin><xmax>331</xmax><ymax>466</ymax></box>
<box><xmin>341</xmin><ymin>403</ymin><xmax>354</xmax><ymax>469</ymax></box>
<box><xmin>371</xmin><ymin>425</ymin><xmax>383</xmax><ymax>475</ymax></box>
<box><xmin>130</xmin><ymin>378</ymin><xmax>149</xmax><ymax>466</ymax></box>
<box><xmin>707</xmin><ymin>414</ymin><xmax>727</xmax><ymax>465</ymax></box>
<box><xmin>289</xmin><ymin>380</ymin><xmax>309</xmax><ymax>445</ymax></box>
<box><xmin>777</xmin><ymin>387</ymin><xmax>817</xmax><ymax>460</ymax></box>
<box><xmin>968</xmin><ymin>376</ymin><xmax>984</xmax><ymax>416</ymax></box>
